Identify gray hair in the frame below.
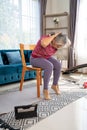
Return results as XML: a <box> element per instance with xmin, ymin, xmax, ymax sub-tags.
<box><xmin>54</xmin><ymin>33</ymin><xmax>67</xmax><ymax>45</ymax></box>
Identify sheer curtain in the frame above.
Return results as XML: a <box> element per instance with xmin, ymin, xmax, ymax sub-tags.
<box><xmin>40</xmin><ymin>0</ymin><xmax>47</xmax><ymax>35</ymax></box>
<box><xmin>0</xmin><ymin>0</ymin><xmax>40</xmax><ymax>49</ymax></box>
<box><xmin>74</xmin><ymin>0</ymin><xmax>87</xmax><ymax>73</ymax></box>
<box><xmin>68</xmin><ymin>0</ymin><xmax>77</xmax><ymax>69</ymax></box>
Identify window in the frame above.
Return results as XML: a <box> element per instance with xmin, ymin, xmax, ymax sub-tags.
<box><xmin>0</xmin><ymin>0</ymin><xmax>40</xmax><ymax>49</ymax></box>
<box><xmin>74</xmin><ymin>0</ymin><xmax>87</xmax><ymax>73</ymax></box>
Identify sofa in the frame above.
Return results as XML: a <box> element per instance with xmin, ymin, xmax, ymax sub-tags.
<box><xmin>0</xmin><ymin>49</ymin><xmax>36</xmax><ymax>85</ymax></box>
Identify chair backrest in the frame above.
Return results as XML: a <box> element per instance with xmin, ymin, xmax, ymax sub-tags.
<box><xmin>20</xmin><ymin>43</ymin><xmax>36</xmax><ymax>66</ymax></box>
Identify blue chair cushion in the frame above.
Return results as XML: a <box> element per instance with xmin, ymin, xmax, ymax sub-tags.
<box><xmin>0</xmin><ymin>53</ymin><xmax>3</xmax><ymax>65</ymax></box>
<box><xmin>5</xmin><ymin>51</ymin><xmax>22</xmax><ymax>64</ymax></box>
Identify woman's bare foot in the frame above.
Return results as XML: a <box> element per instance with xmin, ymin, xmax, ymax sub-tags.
<box><xmin>43</xmin><ymin>89</ymin><xmax>51</xmax><ymax>100</ymax></box>
<box><xmin>51</xmin><ymin>85</ymin><xmax>61</xmax><ymax>95</ymax></box>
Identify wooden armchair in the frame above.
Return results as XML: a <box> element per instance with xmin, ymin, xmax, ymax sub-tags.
<box><xmin>19</xmin><ymin>43</ymin><xmax>42</xmax><ymax>98</ymax></box>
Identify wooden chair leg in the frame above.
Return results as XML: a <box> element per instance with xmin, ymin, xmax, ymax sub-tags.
<box><xmin>40</xmin><ymin>70</ymin><xmax>42</xmax><ymax>85</ymax></box>
<box><xmin>36</xmin><ymin>70</ymin><xmax>40</xmax><ymax>98</ymax></box>
<box><xmin>20</xmin><ymin>67</ymin><xmax>25</xmax><ymax>91</ymax></box>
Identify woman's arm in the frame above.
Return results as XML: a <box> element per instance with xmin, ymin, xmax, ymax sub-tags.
<box><xmin>41</xmin><ymin>33</ymin><xmax>60</xmax><ymax>48</ymax></box>
<box><xmin>41</xmin><ymin>36</ymin><xmax>53</xmax><ymax>48</ymax></box>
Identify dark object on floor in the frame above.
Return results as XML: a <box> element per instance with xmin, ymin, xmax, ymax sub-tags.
<box><xmin>14</xmin><ymin>104</ymin><xmax>37</xmax><ymax>119</ymax></box>
<box><xmin>0</xmin><ymin>119</ymin><xmax>20</xmax><ymax>130</ymax></box>
<box><xmin>62</xmin><ymin>64</ymin><xmax>87</xmax><ymax>74</ymax></box>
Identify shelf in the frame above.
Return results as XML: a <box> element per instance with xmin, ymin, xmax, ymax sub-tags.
<box><xmin>45</xmin><ymin>27</ymin><xmax>68</xmax><ymax>30</ymax></box>
<box><xmin>43</xmin><ymin>12</ymin><xmax>69</xmax><ymax>36</ymax></box>
<box><xmin>44</xmin><ymin>12</ymin><xmax>68</xmax><ymax>17</ymax></box>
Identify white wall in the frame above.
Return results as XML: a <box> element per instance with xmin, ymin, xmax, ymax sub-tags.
<box><xmin>46</xmin><ymin>0</ymin><xmax>70</xmax><ymax>14</ymax></box>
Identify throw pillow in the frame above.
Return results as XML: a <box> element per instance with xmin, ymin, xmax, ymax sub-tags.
<box><xmin>0</xmin><ymin>53</ymin><xmax>3</xmax><ymax>65</ymax></box>
<box><xmin>5</xmin><ymin>51</ymin><xmax>22</xmax><ymax>64</ymax></box>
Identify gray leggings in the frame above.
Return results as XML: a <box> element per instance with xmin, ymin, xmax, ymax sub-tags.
<box><xmin>30</xmin><ymin>56</ymin><xmax>61</xmax><ymax>89</ymax></box>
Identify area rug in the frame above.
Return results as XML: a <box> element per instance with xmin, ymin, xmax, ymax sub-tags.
<box><xmin>0</xmin><ymin>91</ymin><xmax>87</xmax><ymax>130</ymax></box>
